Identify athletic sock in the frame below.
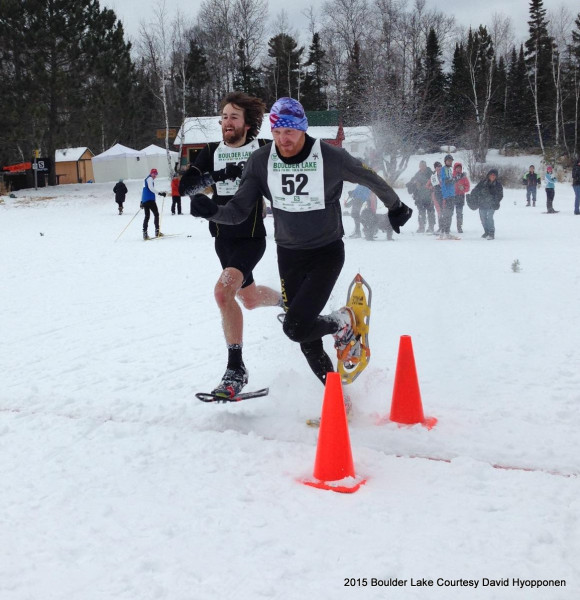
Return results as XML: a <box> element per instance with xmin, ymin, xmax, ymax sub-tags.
<box><xmin>227</xmin><ymin>343</ymin><xmax>243</xmax><ymax>370</ymax></box>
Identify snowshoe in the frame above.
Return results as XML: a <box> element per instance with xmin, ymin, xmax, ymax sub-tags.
<box><xmin>336</xmin><ymin>274</ymin><xmax>372</xmax><ymax>385</ymax></box>
<box><xmin>210</xmin><ymin>366</ymin><xmax>249</xmax><ymax>400</ymax></box>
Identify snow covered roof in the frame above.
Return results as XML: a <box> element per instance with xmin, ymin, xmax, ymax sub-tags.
<box><xmin>92</xmin><ymin>143</ymin><xmax>143</xmax><ymax>161</ymax></box>
<box><xmin>175</xmin><ymin>116</ymin><xmax>345</xmax><ymax>146</ymax></box>
<box><xmin>55</xmin><ymin>147</ymin><xmax>92</xmax><ymax>162</ymax></box>
<box><xmin>141</xmin><ymin>144</ymin><xmax>177</xmax><ymax>157</ymax></box>
<box><xmin>175</xmin><ymin>116</ymin><xmax>274</xmax><ymax>145</ymax></box>
<box><xmin>343</xmin><ymin>126</ymin><xmax>374</xmax><ymax>143</ymax></box>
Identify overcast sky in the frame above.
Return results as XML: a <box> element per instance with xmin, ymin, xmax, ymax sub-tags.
<box><xmin>102</xmin><ymin>0</ymin><xmax>578</xmax><ymax>50</ymax></box>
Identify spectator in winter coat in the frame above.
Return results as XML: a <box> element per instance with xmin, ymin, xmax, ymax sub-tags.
<box><xmin>344</xmin><ymin>184</ymin><xmax>368</xmax><ymax>238</ymax></box>
<box><xmin>427</xmin><ymin>161</ymin><xmax>442</xmax><ymax>232</ymax></box>
<box><xmin>472</xmin><ymin>169</ymin><xmax>503</xmax><ymax>240</ymax></box>
<box><xmin>523</xmin><ymin>165</ymin><xmax>540</xmax><ymax>206</ymax></box>
<box><xmin>171</xmin><ymin>173</ymin><xmax>182</xmax><ymax>215</ymax></box>
<box><xmin>113</xmin><ymin>179</ymin><xmax>127</xmax><ymax>215</ymax></box>
<box><xmin>438</xmin><ymin>154</ymin><xmax>457</xmax><ymax>238</ymax></box>
<box><xmin>452</xmin><ymin>162</ymin><xmax>470</xmax><ymax>233</ymax></box>
<box><xmin>407</xmin><ymin>160</ymin><xmax>435</xmax><ymax>233</ymax></box>
<box><xmin>544</xmin><ymin>166</ymin><xmax>557</xmax><ymax>214</ymax></box>
<box><xmin>572</xmin><ymin>157</ymin><xmax>580</xmax><ymax>215</ymax></box>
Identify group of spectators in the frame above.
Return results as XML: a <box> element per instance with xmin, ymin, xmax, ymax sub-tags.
<box><xmin>407</xmin><ymin>154</ymin><xmax>473</xmax><ymax>239</ymax></box>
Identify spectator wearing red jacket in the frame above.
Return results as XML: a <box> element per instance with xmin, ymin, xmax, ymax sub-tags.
<box><xmin>171</xmin><ymin>173</ymin><xmax>182</xmax><ymax>215</ymax></box>
<box><xmin>453</xmin><ymin>162</ymin><xmax>470</xmax><ymax>234</ymax></box>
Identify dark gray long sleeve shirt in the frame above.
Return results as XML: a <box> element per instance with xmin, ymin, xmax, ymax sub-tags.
<box><xmin>208</xmin><ymin>135</ymin><xmax>402</xmax><ymax>250</ymax></box>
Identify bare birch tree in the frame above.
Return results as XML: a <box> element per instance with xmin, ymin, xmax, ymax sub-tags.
<box><xmin>138</xmin><ymin>0</ymin><xmax>174</xmax><ymax>176</ymax></box>
<box><xmin>548</xmin><ymin>6</ymin><xmax>574</xmax><ymax>154</ymax></box>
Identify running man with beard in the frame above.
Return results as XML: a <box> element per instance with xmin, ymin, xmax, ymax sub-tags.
<box><xmin>190</xmin><ymin>97</ymin><xmax>413</xmax><ymax>399</ymax></box>
<box><xmin>179</xmin><ymin>91</ymin><xmax>282</xmax><ymax>399</ymax></box>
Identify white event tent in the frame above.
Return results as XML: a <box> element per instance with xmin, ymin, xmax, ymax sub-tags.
<box><xmin>141</xmin><ymin>144</ymin><xmax>179</xmax><ymax>175</ymax></box>
<box><xmin>91</xmin><ymin>144</ymin><xmax>148</xmax><ymax>183</ymax></box>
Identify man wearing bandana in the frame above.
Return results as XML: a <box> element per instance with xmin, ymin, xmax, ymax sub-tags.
<box><xmin>191</xmin><ymin>97</ymin><xmax>412</xmax><ymax>401</ymax></box>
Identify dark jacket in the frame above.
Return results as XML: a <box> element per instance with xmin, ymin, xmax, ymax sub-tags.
<box><xmin>572</xmin><ymin>161</ymin><xmax>580</xmax><ymax>186</ymax></box>
<box><xmin>472</xmin><ymin>170</ymin><xmax>503</xmax><ymax>210</ymax></box>
<box><xmin>113</xmin><ymin>181</ymin><xmax>127</xmax><ymax>201</ymax></box>
<box><xmin>523</xmin><ymin>171</ymin><xmax>541</xmax><ymax>188</ymax></box>
<box><xmin>407</xmin><ymin>167</ymin><xmax>433</xmax><ymax>204</ymax></box>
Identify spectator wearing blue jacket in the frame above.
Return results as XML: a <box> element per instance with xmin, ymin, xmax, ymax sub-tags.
<box><xmin>438</xmin><ymin>154</ymin><xmax>457</xmax><ymax>239</ymax></box>
<box><xmin>141</xmin><ymin>168</ymin><xmax>167</xmax><ymax>240</ymax></box>
<box><xmin>544</xmin><ymin>166</ymin><xmax>558</xmax><ymax>213</ymax></box>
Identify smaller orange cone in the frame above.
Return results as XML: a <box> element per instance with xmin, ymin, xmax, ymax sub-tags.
<box><xmin>303</xmin><ymin>372</ymin><xmax>366</xmax><ymax>493</ymax></box>
<box><xmin>388</xmin><ymin>335</ymin><xmax>437</xmax><ymax>429</ymax></box>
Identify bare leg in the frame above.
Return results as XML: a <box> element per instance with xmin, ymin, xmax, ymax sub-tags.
<box><xmin>214</xmin><ymin>268</ymin><xmax>245</xmax><ymax>345</ymax></box>
<box><xmin>236</xmin><ymin>282</ymin><xmax>282</xmax><ymax>310</ymax></box>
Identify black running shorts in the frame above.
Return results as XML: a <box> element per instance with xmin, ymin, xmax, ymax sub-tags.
<box><xmin>214</xmin><ymin>237</ymin><xmax>267</xmax><ymax>289</ymax></box>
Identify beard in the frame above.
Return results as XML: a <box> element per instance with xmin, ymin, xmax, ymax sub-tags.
<box><xmin>222</xmin><ymin>125</ymin><xmax>247</xmax><ymax>145</ymax></box>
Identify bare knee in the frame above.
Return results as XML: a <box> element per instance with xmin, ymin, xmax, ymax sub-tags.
<box><xmin>214</xmin><ymin>269</ymin><xmax>242</xmax><ymax>308</ymax></box>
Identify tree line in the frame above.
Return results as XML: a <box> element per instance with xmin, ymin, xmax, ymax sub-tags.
<box><xmin>1</xmin><ymin>0</ymin><xmax>579</xmax><ymax>181</ymax></box>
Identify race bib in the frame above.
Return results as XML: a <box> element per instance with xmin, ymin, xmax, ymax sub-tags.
<box><xmin>267</xmin><ymin>139</ymin><xmax>325</xmax><ymax>212</ymax></box>
<box><xmin>213</xmin><ymin>140</ymin><xmax>259</xmax><ymax>195</ymax></box>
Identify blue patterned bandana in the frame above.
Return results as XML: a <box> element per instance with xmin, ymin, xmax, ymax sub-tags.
<box><xmin>269</xmin><ymin>97</ymin><xmax>308</xmax><ymax>131</ymax></box>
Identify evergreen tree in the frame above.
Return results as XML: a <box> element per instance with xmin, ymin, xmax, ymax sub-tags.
<box><xmin>417</xmin><ymin>28</ymin><xmax>446</xmax><ymax>146</ymax></box>
<box><xmin>447</xmin><ymin>43</ymin><xmax>472</xmax><ymax>141</ymax></box>
<box><xmin>490</xmin><ymin>55</ymin><xmax>507</xmax><ymax>147</ymax></box>
<box><xmin>233</xmin><ymin>37</ymin><xmax>263</xmax><ymax>98</ymax></box>
<box><xmin>343</xmin><ymin>41</ymin><xmax>367</xmax><ymax>125</ymax></box>
<box><xmin>264</xmin><ymin>33</ymin><xmax>303</xmax><ymax>106</ymax></box>
<box><xmin>505</xmin><ymin>45</ymin><xmax>532</xmax><ymax>145</ymax></box>
<box><xmin>0</xmin><ymin>0</ymin><xmax>135</xmax><ymax>172</ymax></box>
<box><xmin>300</xmin><ymin>33</ymin><xmax>328</xmax><ymax>111</ymax></box>
<box><xmin>183</xmin><ymin>38</ymin><xmax>211</xmax><ymax>116</ymax></box>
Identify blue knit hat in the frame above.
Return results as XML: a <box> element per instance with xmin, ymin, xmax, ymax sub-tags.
<box><xmin>269</xmin><ymin>97</ymin><xmax>308</xmax><ymax>131</ymax></box>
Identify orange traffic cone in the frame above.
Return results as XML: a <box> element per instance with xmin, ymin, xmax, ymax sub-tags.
<box><xmin>388</xmin><ymin>335</ymin><xmax>437</xmax><ymax>429</ymax></box>
<box><xmin>302</xmin><ymin>372</ymin><xmax>366</xmax><ymax>493</ymax></box>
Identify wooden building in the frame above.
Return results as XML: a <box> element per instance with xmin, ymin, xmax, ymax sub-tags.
<box><xmin>55</xmin><ymin>147</ymin><xmax>94</xmax><ymax>184</ymax></box>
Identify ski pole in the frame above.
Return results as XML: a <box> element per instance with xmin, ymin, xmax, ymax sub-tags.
<box><xmin>115</xmin><ymin>207</ymin><xmax>141</xmax><ymax>242</ymax></box>
<box><xmin>159</xmin><ymin>193</ymin><xmax>166</xmax><ymax>232</ymax></box>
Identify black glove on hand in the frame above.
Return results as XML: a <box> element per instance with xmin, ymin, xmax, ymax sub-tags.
<box><xmin>190</xmin><ymin>194</ymin><xmax>218</xmax><ymax>218</ymax></box>
<box><xmin>158</xmin><ymin>191</ymin><xmax>167</xmax><ymax>197</ymax></box>
<box><xmin>388</xmin><ymin>202</ymin><xmax>413</xmax><ymax>234</ymax></box>
<box><xmin>211</xmin><ymin>163</ymin><xmax>242</xmax><ymax>182</ymax></box>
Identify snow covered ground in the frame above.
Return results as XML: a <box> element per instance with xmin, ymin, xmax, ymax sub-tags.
<box><xmin>1</xmin><ymin>163</ymin><xmax>580</xmax><ymax>599</ymax></box>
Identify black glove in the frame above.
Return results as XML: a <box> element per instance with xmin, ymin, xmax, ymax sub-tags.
<box><xmin>158</xmin><ymin>191</ymin><xmax>167</xmax><ymax>197</ymax></box>
<box><xmin>190</xmin><ymin>194</ymin><xmax>218</xmax><ymax>218</ymax></box>
<box><xmin>211</xmin><ymin>163</ymin><xmax>243</xmax><ymax>182</ymax></box>
<box><xmin>388</xmin><ymin>202</ymin><xmax>413</xmax><ymax>234</ymax></box>
<box><xmin>140</xmin><ymin>201</ymin><xmax>144</xmax><ymax>209</ymax></box>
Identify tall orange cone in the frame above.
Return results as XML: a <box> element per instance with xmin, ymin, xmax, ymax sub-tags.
<box><xmin>388</xmin><ymin>335</ymin><xmax>437</xmax><ymax>429</ymax></box>
<box><xmin>302</xmin><ymin>372</ymin><xmax>366</xmax><ymax>493</ymax></box>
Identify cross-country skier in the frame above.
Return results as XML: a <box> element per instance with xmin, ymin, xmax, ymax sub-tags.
<box><xmin>190</xmin><ymin>96</ymin><xmax>412</xmax><ymax>406</ymax></box>
<box><xmin>179</xmin><ymin>91</ymin><xmax>282</xmax><ymax>399</ymax></box>
<box><xmin>141</xmin><ymin>168</ymin><xmax>166</xmax><ymax>239</ymax></box>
